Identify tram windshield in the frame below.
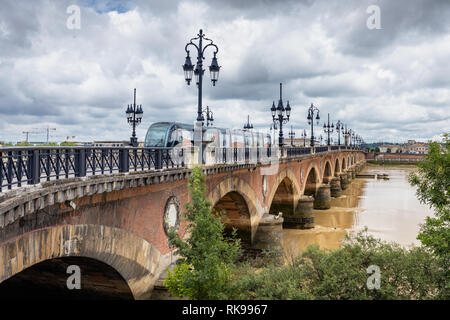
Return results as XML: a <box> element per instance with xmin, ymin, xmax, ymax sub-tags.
<box><xmin>145</xmin><ymin>123</ymin><xmax>170</xmax><ymax>147</ymax></box>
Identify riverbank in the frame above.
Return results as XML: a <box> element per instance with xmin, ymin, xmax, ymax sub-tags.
<box><xmin>366</xmin><ymin>160</ymin><xmax>418</xmax><ymax>166</ymax></box>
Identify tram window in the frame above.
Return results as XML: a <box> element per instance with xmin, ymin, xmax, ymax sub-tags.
<box><xmin>145</xmin><ymin>123</ymin><xmax>170</xmax><ymax>147</ymax></box>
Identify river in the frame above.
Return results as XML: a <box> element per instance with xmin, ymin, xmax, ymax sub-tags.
<box><xmin>283</xmin><ymin>164</ymin><xmax>434</xmax><ymax>258</ymax></box>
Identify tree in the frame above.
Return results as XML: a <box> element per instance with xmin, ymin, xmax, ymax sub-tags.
<box><xmin>375</xmin><ymin>147</ymin><xmax>380</xmax><ymax>152</ymax></box>
<box><xmin>386</xmin><ymin>148</ymin><xmax>391</xmax><ymax>153</ymax></box>
<box><xmin>409</xmin><ymin>133</ymin><xmax>449</xmax><ymax>292</ymax></box>
<box><xmin>164</xmin><ymin>166</ymin><xmax>241</xmax><ymax>299</ymax></box>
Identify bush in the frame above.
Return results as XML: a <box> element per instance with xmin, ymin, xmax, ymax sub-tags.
<box><xmin>227</xmin><ymin>230</ymin><xmax>447</xmax><ymax>300</ymax></box>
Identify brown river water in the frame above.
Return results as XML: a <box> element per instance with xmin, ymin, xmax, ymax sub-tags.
<box><xmin>283</xmin><ymin>164</ymin><xmax>434</xmax><ymax>258</ymax></box>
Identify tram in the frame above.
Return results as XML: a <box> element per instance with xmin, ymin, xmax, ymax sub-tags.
<box><xmin>144</xmin><ymin>122</ymin><xmax>272</xmax><ymax>149</ymax></box>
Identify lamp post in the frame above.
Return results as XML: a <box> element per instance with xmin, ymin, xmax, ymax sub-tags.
<box><xmin>201</xmin><ymin>106</ymin><xmax>214</xmax><ymax>127</ymax></box>
<box><xmin>244</xmin><ymin>115</ymin><xmax>253</xmax><ymax>130</ymax></box>
<box><xmin>335</xmin><ymin>120</ymin><xmax>343</xmax><ymax>146</ymax></box>
<box><xmin>288</xmin><ymin>126</ymin><xmax>295</xmax><ymax>146</ymax></box>
<box><xmin>182</xmin><ymin>29</ymin><xmax>220</xmax><ymax>123</ymax></box>
<box><xmin>126</xmin><ymin>88</ymin><xmax>143</xmax><ymax>147</ymax></box>
<box><xmin>323</xmin><ymin>113</ymin><xmax>334</xmax><ymax>146</ymax></box>
<box><xmin>347</xmin><ymin>129</ymin><xmax>354</xmax><ymax>147</ymax></box>
<box><xmin>344</xmin><ymin>125</ymin><xmax>350</xmax><ymax>146</ymax></box>
<box><xmin>307</xmin><ymin>103</ymin><xmax>320</xmax><ymax>147</ymax></box>
<box><xmin>270</xmin><ymin>83</ymin><xmax>291</xmax><ymax>149</ymax></box>
<box><xmin>301</xmin><ymin>129</ymin><xmax>307</xmax><ymax>147</ymax></box>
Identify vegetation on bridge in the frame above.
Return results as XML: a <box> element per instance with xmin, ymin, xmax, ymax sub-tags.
<box><xmin>164</xmin><ymin>166</ymin><xmax>241</xmax><ymax>300</ymax></box>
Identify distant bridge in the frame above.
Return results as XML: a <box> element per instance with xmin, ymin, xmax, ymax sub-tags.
<box><xmin>0</xmin><ymin>145</ymin><xmax>365</xmax><ymax>299</ymax></box>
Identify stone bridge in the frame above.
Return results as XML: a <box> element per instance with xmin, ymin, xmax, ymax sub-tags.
<box><xmin>0</xmin><ymin>147</ymin><xmax>365</xmax><ymax>299</ymax></box>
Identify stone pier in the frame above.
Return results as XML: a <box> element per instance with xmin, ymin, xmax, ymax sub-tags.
<box><xmin>314</xmin><ymin>184</ymin><xmax>331</xmax><ymax>209</ymax></box>
<box><xmin>340</xmin><ymin>172</ymin><xmax>349</xmax><ymax>190</ymax></box>
<box><xmin>253</xmin><ymin>214</ymin><xmax>284</xmax><ymax>251</ymax></box>
<box><xmin>283</xmin><ymin>195</ymin><xmax>314</xmax><ymax>229</ymax></box>
<box><xmin>330</xmin><ymin>176</ymin><xmax>342</xmax><ymax>197</ymax></box>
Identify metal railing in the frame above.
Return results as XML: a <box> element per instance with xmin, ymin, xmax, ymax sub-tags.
<box><xmin>0</xmin><ymin>146</ymin><xmax>179</xmax><ymax>192</ymax></box>
<box><xmin>1</xmin><ymin>145</ymin><xmax>361</xmax><ymax>192</ymax></box>
<box><xmin>315</xmin><ymin>146</ymin><xmax>329</xmax><ymax>153</ymax></box>
<box><xmin>285</xmin><ymin>147</ymin><xmax>312</xmax><ymax>157</ymax></box>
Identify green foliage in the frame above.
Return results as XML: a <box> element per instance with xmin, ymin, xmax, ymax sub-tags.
<box><xmin>164</xmin><ymin>166</ymin><xmax>241</xmax><ymax>300</ymax></box>
<box><xmin>15</xmin><ymin>141</ymin><xmax>31</xmax><ymax>146</ymax></box>
<box><xmin>375</xmin><ymin>147</ymin><xmax>380</xmax><ymax>152</ymax></box>
<box><xmin>408</xmin><ymin>133</ymin><xmax>449</xmax><ymax>272</ymax></box>
<box><xmin>227</xmin><ymin>230</ymin><xmax>447</xmax><ymax>300</ymax></box>
<box><xmin>60</xmin><ymin>141</ymin><xmax>76</xmax><ymax>146</ymax></box>
<box><xmin>37</xmin><ymin>142</ymin><xmax>58</xmax><ymax>146</ymax></box>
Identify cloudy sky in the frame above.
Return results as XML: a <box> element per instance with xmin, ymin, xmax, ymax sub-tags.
<box><xmin>0</xmin><ymin>0</ymin><xmax>449</xmax><ymax>144</ymax></box>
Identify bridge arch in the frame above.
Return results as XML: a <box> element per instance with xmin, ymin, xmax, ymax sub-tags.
<box><xmin>0</xmin><ymin>224</ymin><xmax>163</xmax><ymax>300</ymax></box>
<box><xmin>266</xmin><ymin>168</ymin><xmax>301</xmax><ymax>211</ymax></box>
<box><xmin>342</xmin><ymin>157</ymin><xmax>347</xmax><ymax>171</ymax></box>
<box><xmin>212</xmin><ymin>191</ymin><xmax>252</xmax><ymax>246</ymax></box>
<box><xmin>207</xmin><ymin>176</ymin><xmax>260</xmax><ymax>244</ymax></box>
<box><xmin>334</xmin><ymin>158</ymin><xmax>341</xmax><ymax>176</ymax></box>
<box><xmin>322</xmin><ymin>159</ymin><xmax>334</xmax><ymax>183</ymax></box>
<box><xmin>0</xmin><ymin>256</ymin><xmax>134</xmax><ymax>299</ymax></box>
<box><xmin>303</xmin><ymin>163</ymin><xmax>320</xmax><ymax>196</ymax></box>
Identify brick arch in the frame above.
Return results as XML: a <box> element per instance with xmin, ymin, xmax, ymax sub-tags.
<box><xmin>302</xmin><ymin>162</ymin><xmax>321</xmax><ymax>195</ymax></box>
<box><xmin>341</xmin><ymin>156</ymin><xmax>347</xmax><ymax>171</ymax></box>
<box><xmin>207</xmin><ymin>176</ymin><xmax>259</xmax><ymax>219</ymax></box>
<box><xmin>207</xmin><ymin>176</ymin><xmax>261</xmax><ymax>242</ymax></box>
<box><xmin>0</xmin><ymin>224</ymin><xmax>164</xmax><ymax>300</ymax></box>
<box><xmin>322</xmin><ymin>158</ymin><xmax>334</xmax><ymax>183</ymax></box>
<box><xmin>266</xmin><ymin>168</ymin><xmax>302</xmax><ymax>210</ymax></box>
<box><xmin>334</xmin><ymin>157</ymin><xmax>341</xmax><ymax>176</ymax></box>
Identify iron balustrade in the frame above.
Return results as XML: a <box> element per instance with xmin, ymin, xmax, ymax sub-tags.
<box><xmin>286</xmin><ymin>147</ymin><xmax>312</xmax><ymax>157</ymax></box>
<box><xmin>0</xmin><ymin>146</ymin><xmax>179</xmax><ymax>192</ymax></box>
<box><xmin>315</xmin><ymin>146</ymin><xmax>329</xmax><ymax>153</ymax></box>
<box><xmin>1</xmin><ymin>144</ymin><xmax>356</xmax><ymax>193</ymax></box>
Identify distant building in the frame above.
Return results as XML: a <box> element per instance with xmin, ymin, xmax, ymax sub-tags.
<box><xmin>285</xmin><ymin>137</ymin><xmax>321</xmax><ymax>147</ymax></box>
<box><xmin>404</xmin><ymin>142</ymin><xmax>428</xmax><ymax>154</ymax></box>
<box><xmin>378</xmin><ymin>144</ymin><xmax>401</xmax><ymax>153</ymax></box>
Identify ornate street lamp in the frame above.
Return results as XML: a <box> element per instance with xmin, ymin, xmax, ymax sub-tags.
<box><xmin>244</xmin><ymin>115</ymin><xmax>253</xmax><ymax>130</ymax></box>
<box><xmin>271</xmin><ymin>83</ymin><xmax>291</xmax><ymax>149</ymax></box>
<box><xmin>307</xmin><ymin>103</ymin><xmax>320</xmax><ymax>147</ymax></box>
<box><xmin>126</xmin><ymin>88</ymin><xmax>143</xmax><ymax>147</ymax></box>
<box><xmin>301</xmin><ymin>129</ymin><xmax>307</xmax><ymax>147</ymax></box>
<box><xmin>183</xmin><ymin>29</ymin><xmax>220</xmax><ymax>123</ymax></box>
<box><xmin>288</xmin><ymin>126</ymin><xmax>295</xmax><ymax>146</ymax></box>
<box><xmin>323</xmin><ymin>113</ymin><xmax>334</xmax><ymax>146</ymax></box>
<box><xmin>335</xmin><ymin>120</ymin><xmax>343</xmax><ymax>146</ymax></box>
